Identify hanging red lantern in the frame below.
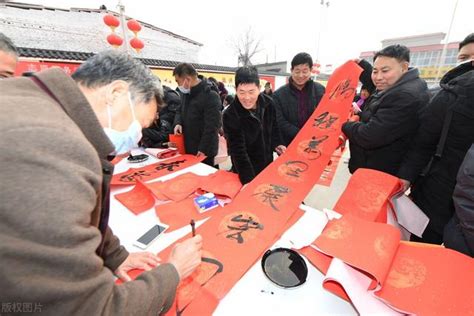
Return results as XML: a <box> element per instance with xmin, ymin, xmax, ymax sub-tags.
<box><xmin>103</xmin><ymin>14</ymin><xmax>120</xmax><ymax>32</ymax></box>
<box><xmin>127</xmin><ymin>19</ymin><xmax>142</xmax><ymax>36</ymax></box>
<box><xmin>130</xmin><ymin>37</ymin><xmax>144</xmax><ymax>53</ymax></box>
<box><xmin>107</xmin><ymin>33</ymin><xmax>124</xmax><ymax>48</ymax></box>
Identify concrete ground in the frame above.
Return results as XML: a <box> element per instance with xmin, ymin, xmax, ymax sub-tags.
<box><xmin>219</xmin><ymin>148</ymin><xmax>352</xmax><ymax>211</ymax></box>
<box><xmin>303</xmin><ymin>148</ymin><xmax>351</xmax><ymax>210</ymax></box>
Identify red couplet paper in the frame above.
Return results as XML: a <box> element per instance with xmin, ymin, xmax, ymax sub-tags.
<box><xmin>114</xmin><ymin>180</ymin><xmax>156</xmax><ymax>215</ymax></box>
<box><xmin>155</xmin><ymin>172</ymin><xmax>204</xmax><ymax>202</ymax></box>
<box><xmin>155</xmin><ymin>197</ymin><xmax>217</xmax><ymax>232</ymax></box>
<box><xmin>299</xmin><ymin>246</ymin><xmax>352</xmax><ymax>302</ymax></box>
<box><xmin>313</xmin><ymin>214</ymin><xmax>474</xmax><ymax>315</ymax></box>
<box><xmin>110</xmin><ymin>154</ymin><xmax>205</xmax><ymax>186</ymax></box>
<box><xmin>144</xmin><ymin>181</ymin><xmax>169</xmax><ymax>201</ymax></box>
<box><xmin>376</xmin><ymin>242</ymin><xmax>474</xmax><ymax>315</ymax></box>
<box><xmin>317</xmin><ymin>148</ymin><xmax>344</xmax><ymax>187</ymax></box>
<box><xmin>169</xmin><ymin>134</ymin><xmax>185</xmax><ymax>154</ymax></box>
<box><xmin>333</xmin><ymin>168</ymin><xmax>402</xmax><ymax>223</ymax></box>
<box><xmin>315</xmin><ymin>214</ymin><xmax>401</xmax><ymax>289</ymax></box>
<box><xmin>119</xmin><ymin>61</ymin><xmax>363</xmax><ymax>315</ymax></box>
<box><xmin>198</xmin><ymin>170</ymin><xmax>242</xmax><ymax>200</ymax></box>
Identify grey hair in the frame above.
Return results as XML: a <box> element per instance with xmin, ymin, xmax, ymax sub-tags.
<box><xmin>72</xmin><ymin>50</ymin><xmax>163</xmax><ymax>106</ymax></box>
<box><xmin>0</xmin><ymin>32</ymin><xmax>19</xmax><ymax>58</ymax></box>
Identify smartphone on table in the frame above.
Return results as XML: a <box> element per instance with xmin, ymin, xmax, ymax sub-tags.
<box><xmin>133</xmin><ymin>223</ymin><xmax>168</xmax><ymax>249</ymax></box>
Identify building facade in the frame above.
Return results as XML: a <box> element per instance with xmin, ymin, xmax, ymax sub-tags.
<box><xmin>360</xmin><ymin>33</ymin><xmax>460</xmax><ymax>83</ymax></box>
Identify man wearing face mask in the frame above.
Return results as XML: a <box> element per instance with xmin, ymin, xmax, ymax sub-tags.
<box><xmin>342</xmin><ymin>44</ymin><xmax>429</xmax><ymax>176</ymax></box>
<box><xmin>0</xmin><ymin>51</ymin><xmax>202</xmax><ymax>315</ymax></box>
<box><xmin>397</xmin><ymin>33</ymin><xmax>474</xmax><ymax>245</ymax></box>
<box><xmin>0</xmin><ymin>32</ymin><xmax>18</xmax><ymax>79</ymax></box>
<box><xmin>172</xmin><ymin>63</ymin><xmax>222</xmax><ymax>167</ymax></box>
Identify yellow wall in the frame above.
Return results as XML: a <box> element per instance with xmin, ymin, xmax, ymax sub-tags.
<box><xmin>151</xmin><ymin>68</ymin><xmax>235</xmax><ymax>89</ymax></box>
<box><xmin>418</xmin><ymin>66</ymin><xmax>453</xmax><ymax>79</ymax></box>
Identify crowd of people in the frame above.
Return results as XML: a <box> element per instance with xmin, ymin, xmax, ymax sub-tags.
<box><xmin>1</xmin><ymin>30</ymin><xmax>473</xmax><ymax>314</ymax></box>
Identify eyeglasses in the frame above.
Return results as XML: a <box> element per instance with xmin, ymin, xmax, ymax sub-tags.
<box><xmin>261</xmin><ymin>247</ymin><xmax>308</xmax><ymax>288</ymax></box>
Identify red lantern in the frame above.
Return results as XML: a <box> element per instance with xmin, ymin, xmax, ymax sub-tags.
<box><xmin>130</xmin><ymin>37</ymin><xmax>144</xmax><ymax>53</ymax></box>
<box><xmin>107</xmin><ymin>33</ymin><xmax>124</xmax><ymax>48</ymax></box>
<box><xmin>127</xmin><ymin>19</ymin><xmax>142</xmax><ymax>36</ymax></box>
<box><xmin>103</xmin><ymin>14</ymin><xmax>120</xmax><ymax>32</ymax></box>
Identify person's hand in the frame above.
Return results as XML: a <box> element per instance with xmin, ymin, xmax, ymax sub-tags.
<box><xmin>196</xmin><ymin>151</ymin><xmax>205</xmax><ymax>158</ymax></box>
<box><xmin>275</xmin><ymin>145</ymin><xmax>286</xmax><ymax>156</ymax></box>
<box><xmin>174</xmin><ymin>124</ymin><xmax>182</xmax><ymax>134</ymax></box>
<box><xmin>115</xmin><ymin>252</ymin><xmax>161</xmax><ymax>282</ymax></box>
<box><xmin>337</xmin><ymin>134</ymin><xmax>347</xmax><ymax>151</ymax></box>
<box><xmin>400</xmin><ymin>179</ymin><xmax>411</xmax><ymax>192</ymax></box>
<box><xmin>348</xmin><ymin>113</ymin><xmax>360</xmax><ymax>122</ymax></box>
<box><xmin>168</xmin><ymin>235</ymin><xmax>203</xmax><ymax>280</ymax></box>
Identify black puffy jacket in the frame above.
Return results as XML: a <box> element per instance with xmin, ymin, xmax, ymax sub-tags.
<box><xmin>444</xmin><ymin>144</ymin><xmax>474</xmax><ymax>257</ymax></box>
<box><xmin>398</xmin><ymin>63</ymin><xmax>474</xmax><ymax>235</ymax></box>
<box><xmin>141</xmin><ymin>86</ymin><xmax>181</xmax><ymax>148</ymax></box>
<box><xmin>343</xmin><ymin>68</ymin><xmax>429</xmax><ymax>176</ymax></box>
<box><xmin>174</xmin><ymin>80</ymin><xmax>222</xmax><ymax>166</ymax></box>
<box><xmin>223</xmin><ymin>93</ymin><xmax>282</xmax><ymax>184</ymax></box>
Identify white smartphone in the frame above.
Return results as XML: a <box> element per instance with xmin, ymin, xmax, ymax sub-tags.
<box><xmin>133</xmin><ymin>223</ymin><xmax>168</xmax><ymax>249</ymax></box>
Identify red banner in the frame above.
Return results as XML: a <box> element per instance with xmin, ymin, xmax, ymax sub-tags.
<box><xmin>15</xmin><ymin>60</ymin><xmax>81</xmax><ymax>76</ymax></box>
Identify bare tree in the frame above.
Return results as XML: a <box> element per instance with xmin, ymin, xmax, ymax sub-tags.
<box><xmin>232</xmin><ymin>27</ymin><xmax>262</xmax><ymax>67</ymax></box>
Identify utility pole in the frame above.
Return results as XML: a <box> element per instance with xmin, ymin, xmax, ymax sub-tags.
<box><xmin>117</xmin><ymin>0</ymin><xmax>129</xmax><ymax>54</ymax></box>
<box><xmin>316</xmin><ymin>0</ymin><xmax>330</xmax><ymax>63</ymax></box>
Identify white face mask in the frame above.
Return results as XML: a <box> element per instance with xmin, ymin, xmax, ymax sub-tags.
<box><xmin>178</xmin><ymin>77</ymin><xmax>191</xmax><ymax>94</ymax></box>
<box><xmin>178</xmin><ymin>86</ymin><xmax>190</xmax><ymax>94</ymax></box>
<box><xmin>456</xmin><ymin>58</ymin><xmax>473</xmax><ymax>67</ymax></box>
<box><xmin>103</xmin><ymin>92</ymin><xmax>143</xmax><ymax>154</ymax></box>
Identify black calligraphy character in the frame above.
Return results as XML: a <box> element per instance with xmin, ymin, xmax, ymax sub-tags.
<box><xmin>253</xmin><ymin>184</ymin><xmax>290</xmax><ymax>211</ymax></box>
<box><xmin>328</xmin><ymin>79</ymin><xmax>355</xmax><ymax>100</ymax></box>
<box><xmin>120</xmin><ymin>170</ymin><xmax>152</xmax><ymax>182</ymax></box>
<box><xmin>283</xmin><ymin>160</ymin><xmax>309</xmax><ymax>178</ymax></box>
<box><xmin>226</xmin><ymin>215</ymin><xmax>264</xmax><ymax>244</ymax></box>
<box><xmin>313</xmin><ymin>112</ymin><xmax>339</xmax><ymax>129</ymax></box>
<box><xmin>304</xmin><ymin>135</ymin><xmax>329</xmax><ymax>160</ymax></box>
<box><xmin>154</xmin><ymin>159</ymin><xmax>186</xmax><ymax>172</ymax></box>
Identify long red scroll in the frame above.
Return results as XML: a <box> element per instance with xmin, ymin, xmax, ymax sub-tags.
<box><xmin>120</xmin><ymin>61</ymin><xmax>363</xmax><ymax>315</ymax></box>
<box><xmin>110</xmin><ymin>154</ymin><xmax>205</xmax><ymax>186</ymax></box>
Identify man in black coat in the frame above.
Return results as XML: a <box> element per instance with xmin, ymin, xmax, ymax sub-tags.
<box><xmin>141</xmin><ymin>85</ymin><xmax>181</xmax><ymax>148</ymax></box>
<box><xmin>273</xmin><ymin>52</ymin><xmax>325</xmax><ymax>146</ymax></box>
<box><xmin>223</xmin><ymin>66</ymin><xmax>286</xmax><ymax>184</ymax></box>
<box><xmin>397</xmin><ymin>44</ymin><xmax>474</xmax><ymax>244</ymax></box>
<box><xmin>342</xmin><ymin>45</ymin><xmax>429</xmax><ymax>176</ymax></box>
<box><xmin>173</xmin><ymin>63</ymin><xmax>221</xmax><ymax>166</ymax></box>
<box><xmin>443</xmin><ymin>144</ymin><xmax>474</xmax><ymax>257</ymax></box>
